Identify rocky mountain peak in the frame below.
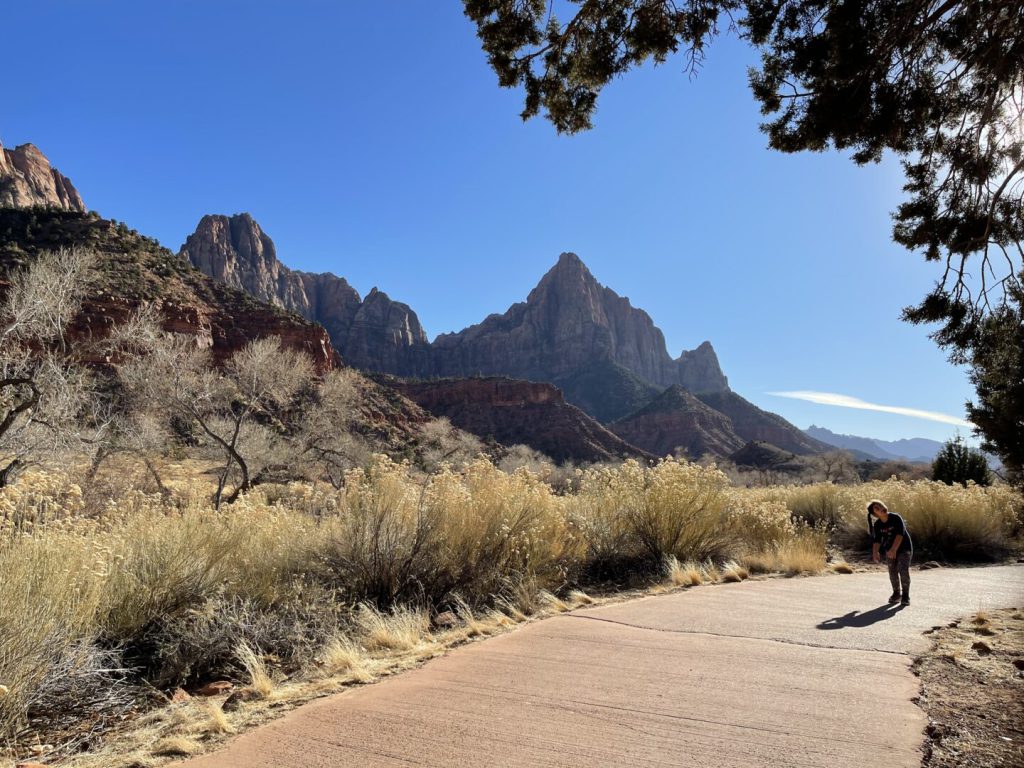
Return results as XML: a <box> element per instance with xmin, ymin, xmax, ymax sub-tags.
<box><xmin>549</xmin><ymin>251</ymin><xmax>590</xmax><ymax>277</ymax></box>
<box><xmin>643</xmin><ymin>384</ymin><xmax>696</xmax><ymax>410</ymax></box>
<box><xmin>0</xmin><ymin>141</ymin><xmax>86</xmax><ymax>212</ymax></box>
<box><xmin>179</xmin><ymin>213</ymin><xmax>314</xmax><ymax>315</ymax></box>
<box><xmin>180</xmin><ymin>213</ymin><xmax>431</xmax><ymax>377</ymax></box>
<box><xmin>676</xmin><ymin>340</ymin><xmax>729</xmax><ymax>393</ymax></box>
<box><xmin>528</xmin><ymin>251</ymin><xmax>600</xmax><ymax>302</ymax></box>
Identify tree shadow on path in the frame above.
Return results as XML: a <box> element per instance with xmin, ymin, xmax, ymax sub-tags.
<box><xmin>817</xmin><ymin>603</ymin><xmax>906</xmax><ymax>629</ymax></box>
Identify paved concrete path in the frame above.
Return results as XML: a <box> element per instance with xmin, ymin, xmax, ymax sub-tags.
<box><xmin>185</xmin><ymin>565</ymin><xmax>1023</xmax><ymax>768</ymax></box>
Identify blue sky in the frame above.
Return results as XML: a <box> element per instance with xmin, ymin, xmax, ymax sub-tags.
<box><xmin>4</xmin><ymin>2</ymin><xmax>973</xmax><ymax>443</ymax></box>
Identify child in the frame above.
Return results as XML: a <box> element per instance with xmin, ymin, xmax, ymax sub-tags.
<box><xmin>867</xmin><ymin>499</ymin><xmax>913</xmax><ymax>606</ymax></box>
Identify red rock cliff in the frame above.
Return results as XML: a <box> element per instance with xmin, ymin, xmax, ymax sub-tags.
<box><xmin>0</xmin><ymin>142</ymin><xmax>86</xmax><ymax>212</ymax></box>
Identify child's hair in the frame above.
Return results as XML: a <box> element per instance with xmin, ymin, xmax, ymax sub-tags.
<box><xmin>866</xmin><ymin>499</ymin><xmax>888</xmax><ymax>533</ymax></box>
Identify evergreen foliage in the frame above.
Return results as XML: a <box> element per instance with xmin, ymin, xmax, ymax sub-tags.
<box><xmin>932</xmin><ymin>436</ymin><xmax>992</xmax><ymax>487</ymax></box>
<box><xmin>965</xmin><ymin>279</ymin><xmax>1024</xmax><ymax>485</ymax></box>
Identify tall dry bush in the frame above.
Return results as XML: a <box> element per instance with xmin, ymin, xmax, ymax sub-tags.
<box><xmin>784</xmin><ymin>484</ymin><xmax>846</xmax><ymax>530</ymax></box>
<box><xmin>568</xmin><ymin>459</ymin><xmax>734</xmax><ymax>577</ymax></box>
<box><xmin>320</xmin><ymin>456</ymin><xmax>571</xmax><ymax>607</ymax></box>
<box><xmin>0</xmin><ymin>533</ymin><xmax>130</xmax><ymax>741</ymax></box>
<box><xmin>756</xmin><ymin>479</ymin><xmax>1022</xmax><ymax>560</ymax></box>
<box><xmin>97</xmin><ymin>506</ymin><xmax>250</xmax><ymax>642</ymax></box>
<box><xmin>427</xmin><ymin>458</ymin><xmax>572</xmax><ymax>603</ymax></box>
<box><xmin>842</xmin><ymin>479</ymin><xmax>1021</xmax><ymax>560</ymax></box>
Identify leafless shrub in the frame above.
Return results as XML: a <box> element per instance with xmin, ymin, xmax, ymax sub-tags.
<box><xmin>117</xmin><ymin>331</ymin><xmax>366</xmax><ymax>507</ymax></box>
<box><xmin>0</xmin><ymin>629</ymin><xmax>136</xmax><ymax>747</ymax></box>
<box><xmin>418</xmin><ymin>417</ymin><xmax>484</xmax><ymax>472</ymax></box>
<box><xmin>122</xmin><ymin>592</ymin><xmax>345</xmax><ymax>691</ymax></box>
<box><xmin>0</xmin><ymin>249</ymin><xmax>104</xmax><ymax>488</ymax></box>
<box><xmin>813</xmin><ymin>451</ymin><xmax>857</xmax><ymax>483</ymax></box>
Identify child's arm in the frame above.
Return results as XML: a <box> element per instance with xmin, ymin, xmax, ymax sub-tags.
<box><xmin>887</xmin><ymin>534</ymin><xmax>903</xmax><ymax>560</ymax></box>
<box><xmin>887</xmin><ymin>516</ymin><xmax>907</xmax><ymax>559</ymax></box>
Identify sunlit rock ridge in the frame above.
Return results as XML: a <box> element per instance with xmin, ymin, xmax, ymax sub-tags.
<box><xmin>0</xmin><ymin>141</ymin><xmax>86</xmax><ymax>212</ymax></box>
<box><xmin>179</xmin><ymin>215</ymin><xmax>728</xmax><ymax>394</ymax></box>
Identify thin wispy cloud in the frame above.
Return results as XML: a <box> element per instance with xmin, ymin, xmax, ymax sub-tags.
<box><xmin>767</xmin><ymin>390</ymin><xmax>972</xmax><ymax>427</ymax></box>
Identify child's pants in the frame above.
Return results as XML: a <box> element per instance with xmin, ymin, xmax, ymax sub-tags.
<box><xmin>888</xmin><ymin>551</ymin><xmax>912</xmax><ymax>598</ymax></box>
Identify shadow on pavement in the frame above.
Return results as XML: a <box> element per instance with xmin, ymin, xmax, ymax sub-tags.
<box><xmin>817</xmin><ymin>603</ymin><xmax>906</xmax><ymax>629</ymax></box>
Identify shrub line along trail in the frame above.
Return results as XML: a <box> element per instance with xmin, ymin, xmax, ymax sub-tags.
<box><xmin>183</xmin><ymin>565</ymin><xmax>1024</xmax><ymax>768</ymax></box>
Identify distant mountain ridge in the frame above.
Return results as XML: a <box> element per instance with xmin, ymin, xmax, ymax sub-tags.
<box><xmin>804</xmin><ymin>425</ymin><xmax>944</xmax><ymax>462</ymax></box>
<box><xmin>0</xmin><ymin>141</ymin><xmax>833</xmax><ymax>463</ymax></box>
<box><xmin>178</xmin><ymin>212</ymin><xmax>825</xmax><ymax>459</ymax></box>
<box><xmin>179</xmin><ymin>215</ymin><xmax>730</xmax><ymax>393</ymax></box>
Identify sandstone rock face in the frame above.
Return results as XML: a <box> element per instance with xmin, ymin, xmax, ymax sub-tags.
<box><xmin>0</xmin><ymin>142</ymin><xmax>85</xmax><ymax>212</ymax></box>
<box><xmin>431</xmin><ymin>253</ymin><xmax>729</xmax><ymax>393</ymax></box>
<box><xmin>611</xmin><ymin>385</ymin><xmax>745</xmax><ymax>459</ymax></box>
<box><xmin>180</xmin><ymin>214</ymin><xmax>301</xmax><ymax>310</ymax></box>
<box><xmin>295</xmin><ymin>269</ymin><xmax>362</xmax><ymax>348</ymax></box>
<box><xmin>392</xmin><ymin>377</ymin><xmax>652</xmax><ymax>464</ymax></box>
<box><xmin>180</xmin><ymin>214</ymin><xmax>430</xmax><ymax>375</ymax></box>
<box><xmin>344</xmin><ymin>288</ymin><xmax>430</xmax><ymax>374</ymax></box>
<box><xmin>677</xmin><ymin>341</ymin><xmax>729</xmax><ymax>393</ymax></box>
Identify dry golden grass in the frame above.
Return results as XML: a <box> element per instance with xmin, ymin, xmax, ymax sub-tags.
<box><xmin>453</xmin><ymin>596</ymin><xmax>491</xmax><ymax>638</ymax></box>
<box><xmin>538</xmin><ymin>590</ymin><xmax>570</xmax><ymax>613</ymax></box>
<box><xmin>699</xmin><ymin>560</ymin><xmax>721</xmax><ymax>583</ymax></box>
<box><xmin>355</xmin><ymin>604</ymin><xmax>431</xmax><ymax>652</ymax></box>
<box><xmin>202</xmin><ymin>701</ymin><xmax>234</xmax><ymax>735</ymax></box>
<box><xmin>151</xmin><ymin>735</ymin><xmax>201</xmax><ymax>757</ymax></box>
<box><xmin>494</xmin><ymin>595</ymin><xmax>529</xmax><ymax>623</ymax></box>
<box><xmin>741</xmin><ymin>529</ymin><xmax>827</xmax><ymax>576</ymax></box>
<box><xmin>665</xmin><ymin>556</ymin><xmax>704</xmax><ymax>587</ymax></box>
<box><xmin>721</xmin><ymin>561</ymin><xmax>750</xmax><ymax>583</ymax></box>
<box><xmin>567</xmin><ymin>589</ymin><xmax>595</xmax><ymax>607</ymax></box>
<box><xmin>235</xmin><ymin>641</ymin><xmax>274</xmax><ymax>700</ymax></box>
<box><xmin>319</xmin><ymin>636</ymin><xmax>373</xmax><ymax>682</ymax></box>
<box><xmin>830</xmin><ymin>561</ymin><xmax>855</xmax><ymax>574</ymax></box>
<box><xmin>486</xmin><ymin>608</ymin><xmax>517</xmax><ymax>627</ymax></box>
<box><xmin>2</xmin><ymin>454</ymin><xmax>1020</xmax><ymax>760</ymax></box>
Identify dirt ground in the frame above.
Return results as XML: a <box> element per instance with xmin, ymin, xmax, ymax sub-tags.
<box><xmin>914</xmin><ymin>607</ymin><xmax>1024</xmax><ymax>767</ymax></box>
